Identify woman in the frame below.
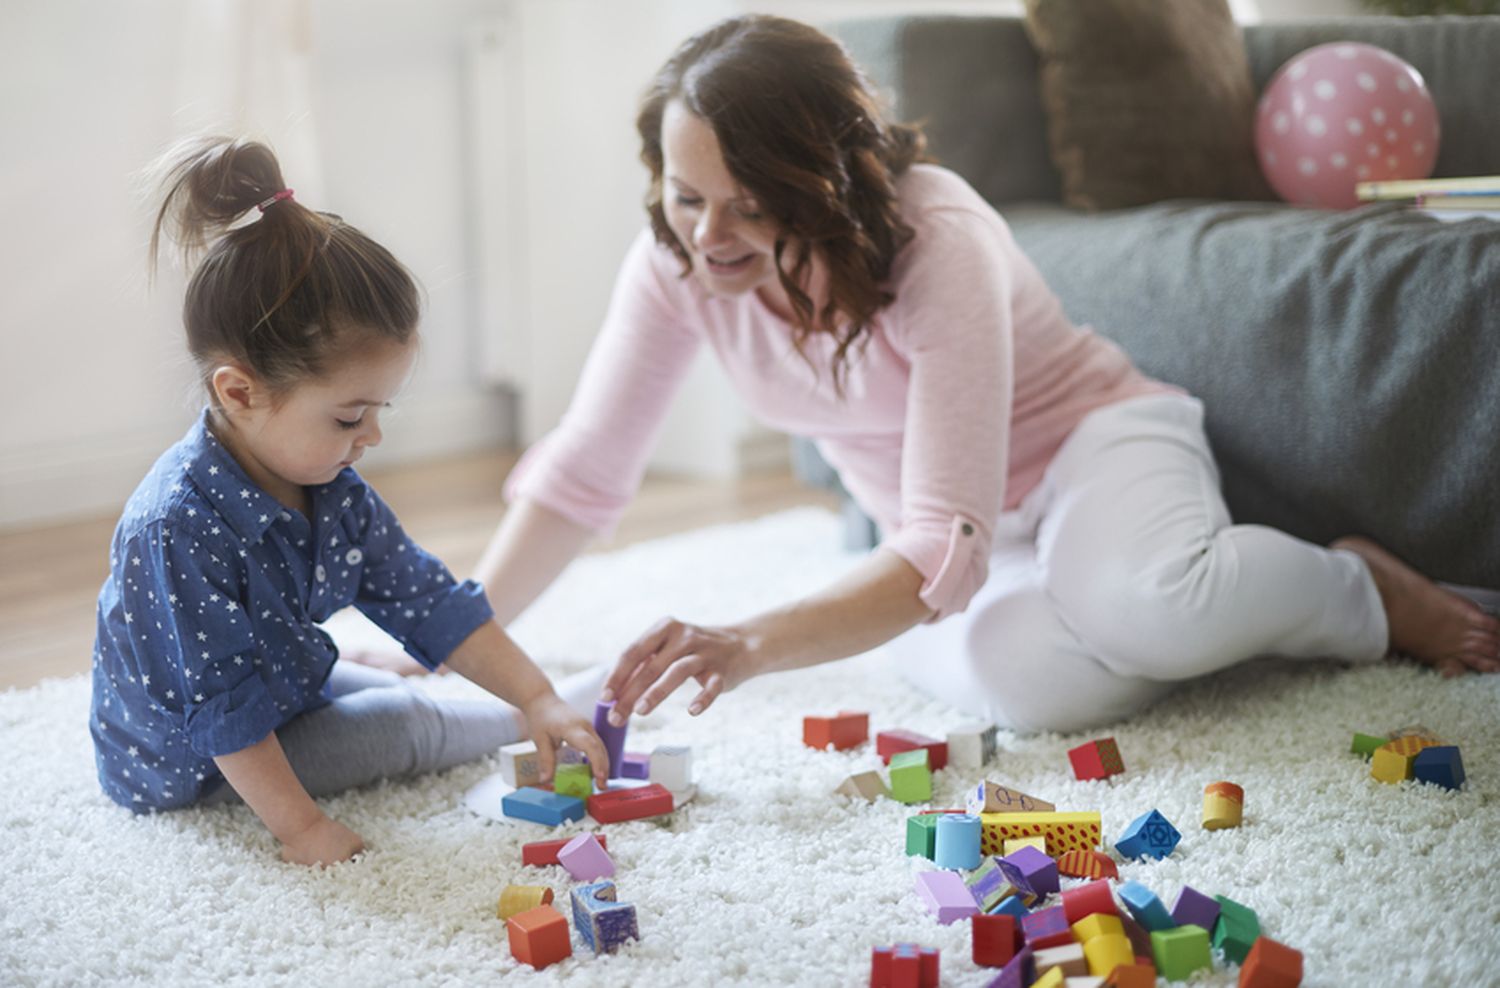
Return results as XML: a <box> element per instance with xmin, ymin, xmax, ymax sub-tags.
<box><xmin>468</xmin><ymin>15</ymin><xmax>1496</xmax><ymax>733</ymax></box>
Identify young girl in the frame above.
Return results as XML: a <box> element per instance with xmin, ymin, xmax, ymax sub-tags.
<box><xmin>90</xmin><ymin>137</ymin><xmax>609</xmax><ymax>866</ymax></box>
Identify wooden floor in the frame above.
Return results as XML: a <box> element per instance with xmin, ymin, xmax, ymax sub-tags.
<box><xmin>0</xmin><ymin>449</ymin><xmax>838</xmax><ymax>691</ymax></box>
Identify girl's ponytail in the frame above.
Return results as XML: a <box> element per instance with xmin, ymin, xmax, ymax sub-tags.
<box><xmin>150</xmin><ymin>136</ymin><xmax>296</xmax><ymax>272</ymax></box>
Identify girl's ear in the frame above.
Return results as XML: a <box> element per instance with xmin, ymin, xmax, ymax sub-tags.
<box><xmin>210</xmin><ymin>364</ymin><xmax>262</xmax><ymax>417</ymax></box>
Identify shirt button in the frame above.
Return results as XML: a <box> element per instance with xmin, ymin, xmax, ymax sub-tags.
<box><xmin>961</xmin><ymin>522</ymin><xmax>974</xmax><ymax>536</ymax></box>
<box><xmin>315</xmin><ymin>565</ymin><xmax>327</xmax><ymax>583</ymax></box>
<box><xmin>345</xmin><ymin>548</ymin><xmax>363</xmax><ymax>566</ymax></box>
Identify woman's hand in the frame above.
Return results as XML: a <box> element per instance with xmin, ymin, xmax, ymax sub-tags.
<box><xmin>601</xmin><ymin>618</ymin><xmax>761</xmax><ymax>727</ymax></box>
<box><xmin>521</xmin><ymin>693</ymin><xmax>612</xmax><ymax>788</ymax></box>
<box><xmin>279</xmin><ymin>815</ymin><xmax>365</xmax><ymax>867</ymax></box>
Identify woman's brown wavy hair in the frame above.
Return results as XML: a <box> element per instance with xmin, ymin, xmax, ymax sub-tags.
<box><xmin>637</xmin><ymin>15</ymin><xmax>929</xmax><ymax>393</ymax></box>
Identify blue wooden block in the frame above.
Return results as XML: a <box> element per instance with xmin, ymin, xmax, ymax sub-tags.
<box><xmin>1115</xmin><ymin>809</ymin><xmax>1181</xmax><ymax>860</ymax></box>
<box><xmin>1118</xmin><ymin>880</ymin><xmax>1176</xmax><ymax>932</ymax></box>
<box><xmin>988</xmin><ymin>894</ymin><xmax>1031</xmax><ymax>919</ymax></box>
<box><xmin>1412</xmin><ymin>746</ymin><xmax>1465</xmax><ymax>790</ymax></box>
<box><xmin>570</xmin><ymin>880</ymin><xmax>639</xmax><ymax>954</ymax></box>
<box><xmin>502</xmin><ymin>786</ymin><xmax>586</xmax><ymax>825</ymax></box>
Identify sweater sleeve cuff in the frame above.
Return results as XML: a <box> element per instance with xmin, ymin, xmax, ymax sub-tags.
<box><xmin>407</xmin><ymin>580</ymin><xmax>496</xmax><ymax>671</ymax></box>
<box><xmin>503</xmin><ymin>438</ymin><xmax>623</xmax><ymax>535</ymax></box>
<box><xmin>882</xmin><ymin>514</ymin><xmax>991</xmax><ymax>622</ymax></box>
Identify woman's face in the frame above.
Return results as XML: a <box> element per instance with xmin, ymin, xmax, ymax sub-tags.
<box><xmin>660</xmin><ymin>100</ymin><xmax>782</xmax><ymax>300</ymax></box>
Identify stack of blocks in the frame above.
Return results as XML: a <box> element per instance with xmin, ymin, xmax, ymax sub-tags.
<box><xmin>1356</xmin><ymin>729</ymin><xmax>1466</xmax><ymax>790</ymax></box>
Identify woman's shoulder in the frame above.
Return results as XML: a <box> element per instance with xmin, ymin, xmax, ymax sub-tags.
<box><xmin>896</xmin><ymin>164</ymin><xmax>1002</xmax><ymax>222</ymax></box>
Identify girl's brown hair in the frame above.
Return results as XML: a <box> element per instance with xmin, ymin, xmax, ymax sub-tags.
<box><xmin>637</xmin><ymin>15</ymin><xmax>929</xmax><ymax>392</ymax></box>
<box><xmin>150</xmin><ymin>136</ymin><xmax>419</xmax><ymax>401</ymax></box>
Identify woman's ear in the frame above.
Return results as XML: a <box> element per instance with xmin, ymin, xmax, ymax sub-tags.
<box><xmin>210</xmin><ymin>364</ymin><xmax>261</xmax><ymax>418</ymax></box>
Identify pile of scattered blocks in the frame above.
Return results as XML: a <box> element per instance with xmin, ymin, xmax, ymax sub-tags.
<box><xmin>1353</xmin><ymin>726</ymin><xmax>1465</xmax><ymax>790</ymax></box>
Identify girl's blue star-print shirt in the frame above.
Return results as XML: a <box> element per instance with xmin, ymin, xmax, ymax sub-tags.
<box><xmin>90</xmin><ymin>410</ymin><xmax>494</xmax><ymax>812</ymax></box>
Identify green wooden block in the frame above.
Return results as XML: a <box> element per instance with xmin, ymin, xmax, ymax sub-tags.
<box><xmin>889</xmin><ymin>749</ymin><xmax>932</xmax><ymax>804</ymax></box>
<box><xmin>554</xmin><ymin>763</ymin><xmax>593</xmax><ymax>799</ymax></box>
<box><xmin>1351</xmin><ymin>732</ymin><xmax>1387</xmax><ymax>759</ymax></box>
<box><xmin>1212</xmin><ymin>895</ymin><xmax>1260</xmax><ymax>964</ymax></box>
<box><xmin>1150</xmin><ymin>924</ymin><xmax>1212</xmax><ymax>981</ymax></box>
<box><xmin>906</xmin><ymin>813</ymin><xmax>940</xmax><ymax>858</ymax></box>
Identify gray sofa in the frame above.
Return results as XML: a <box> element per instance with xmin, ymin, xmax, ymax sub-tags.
<box><xmin>813</xmin><ymin>15</ymin><xmax>1500</xmax><ymax>589</ymax></box>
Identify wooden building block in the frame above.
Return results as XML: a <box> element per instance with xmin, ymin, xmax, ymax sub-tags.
<box><xmin>871</xmin><ymin>942</ymin><xmax>940</xmax><ymax>988</ymax></box>
<box><xmin>973</xmin><ymin>913</ymin><xmax>1018</xmax><ymax>968</ymax></box>
<box><xmin>968</xmin><ymin>780</ymin><xmax>1055</xmax><ymax>815</ymax></box>
<box><xmin>522</xmin><ymin>833</ymin><xmax>608</xmax><ymax>867</ymax></box>
<box><xmin>947</xmin><ymin>722</ymin><xmax>999</xmax><ymax>769</ymax></box>
<box><xmin>1031</xmin><ymin>967</ymin><xmax>1065</xmax><ymax>988</ymax></box>
<box><xmin>557</xmin><ymin>832</ymin><xmax>615</xmax><ymax>882</ymax></box>
<box><xmin>1021</xmin><ymin>905</ymin><xmax>1074</xmax><ymax>949</ymax></box>
<box><xmin>934</xmin><ymin>813</ymin><xmax>982</xmax><ymax>870</ymax></box>
<box><xmin>1103</xmin><ymin>965</ymin><xmax>1156</xmax><ymax>988</ymax></box>
<box><xmin>1239</xmin><ymin>935</ymin><xmax>1304</xmax><ymax>987</ymax></box>
<box><xmin>570</xmin><ymin>879</ymin><xmax>639</xmax><ymax>954</ymax></box>
<box><xmin>836</xmin><ymin>770</ymin><xmax>890</xmax><ymax>801</ymax></box>
<box><xmin>1117</xmin><ymin>881</ymin><xmax>1174</xmax><ymax>932</ymax></box>
<box><xmin>1057</xmin><ymin>849</ymin><xmax>1118</xmax><ymax>880</ymax></box>
<box><xmin>1412</xmin><ymin>746</ymin><xmax>1465</xmax><ymax>790</ymax></box>
<box><xmin>997</xmin><ymin>844</ymin><xmax>1059</xmax><ymax>897</ymax></box>
<box><xmin>648</xmin><ymin>745</ymin><xmax>693</xmax><ymax>792</ymax></box>
<box><xmin>1063</xmin><ymin>880</ymin><xmax>1120</xmax><ymax>926</ymax></box>
<box><xmin>497</xmin><ymin>885</ymin><xmax>553</xmax><ymax>920</ymax></box>
<box><xmin>1004</xmin><ymin>837</ymin><xmax>1047</xmax><ymax>856</ymax></box>
<box><xmin>979</xmin><ymin>811</ymin><xmax>1102</xmax><ymax>856</ymax></box>
<box><xmin>1082</xmin><ymin>933</ymin><xmax>1134</xmax><ymax>978</ymax></box>
<box><xmin>1171</xmin><ymin>885</ymin><xmax>1220</xmax><ymax>931</ymax></box>
<box><xmin>1150</xmin><ymin>925</ymin><xmax>1212</xmax><ymax>981</ymax></box>
<box><xmin>889</xmin><ymin>748</ymin><xmax>933</xmax><ymax>804</ymax></box>
<box><xmin>553</xmin><ymin>762</ymin><xmax>592</xmax><ymax>799</ymax></box>
<box><xmin>1034</xmin><ymin>942</ymin><xmax>1088</xmax><ymax>979</ymax></box>
<box><xmin>502</xmin><ymin>787</ymin><xmax>586</xmax><ymax>826</ymax></box>
<box><xmin>914</xmin><ymin>870</ymin><xmax>978</xmax><ymax>924</ymax></box>
<box><xmin>804</xmin><ymin>710</ymin><xmax>869</xmax><ymax>750</ymax></box>
<box><xmin>1068</xmin><ymin>738</ymin><xmax>1124</xmax><ymax>781</ymax></box>
<box><xmin>990</xmin><ymin>895</ymin><xmax>1032</xmax><ymax>920</ymax></box>
<box><xmin>1203</xmin><ymin>781</ymin><xmax>1244</xmax><ymax>830</ymax></box>
<box><xmin>989</xmin><ymin>945</ymin><xmax>1035</xmax><ymax>988</ymax></box>
<box><xmin>1371</xmin><ymin>735</ymin><xmax>1440</xmax><ymax>784</ymax></box>
<box><xmin>1349</xmin><ymin>732</ymin><xmax>1387</xmax><ymax>759</ymax></box>
<box><xmin>499</xmin><ymin>740</ymin><xmax>541</xmax><ymax>789</ymax></box>
<box><xmin>587</xmin><ymin>783</ymin><xmax>674</xmax><ymax>823</ymax></box>
<box><xmin>506</xmin><ymin>904</ymin><xmax>572</xmax><ymax>969</ymax></box>
<box><xmin>620</xmin><ymin>751</ymin><xmax>651</xmax><ymax>779</ymax></box>
<box><xmin>877</xmin><ymin>729</ymin><xmax>948</xmax><ymax>770</ymax></box>
<box><xmin>1072</xmin><ymin>912</ymin><xmax>1124</xmax><ymax>943</ymax></box>
<box><xmin>1114</xmin><ymin>809</ymin><xmax>1180</xmax><ymax>860</ymax></box>
<box><xmin>1064</xmin><ymin>978</ymin><xmax>1106</xmax><ymax>988</ymax></box>
<box><xmin>966</xmin><ymin>857</ymin><xmax>1018</xmax><ymax>913</ymax></box>
<box><xmin>906</xmin><ymin>813</ymin><xmax>941</xmax><ymax>858</ymax></box>
<box><xmin>1213</xmin><ymin>895</ymin><xmax>1261</xmax><ymax>964</ymax></box>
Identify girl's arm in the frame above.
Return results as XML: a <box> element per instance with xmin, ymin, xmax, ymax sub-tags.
<box><xmin>602</xmin><ymin>548</ymin><xmax>933</xmax><ymax>722</ymax></box>
<box><xmin>213</xmin><ymin>735</ymin><xmax>364</xmax><ymax>866</ymax></box>
<box><xmin>472</xmin><ymin>498</ymin><xmax>595</xmax><ymax>626</ymax></box>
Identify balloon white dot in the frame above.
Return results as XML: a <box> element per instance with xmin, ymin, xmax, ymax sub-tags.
<box><xmin>1346</xmin><ymin>118</ymin><xmax>1364</xmax><ymax>136</ymax></box>
<box><xmin>1330</xmin><ymin>152</ymin><xmax>1348</xmax><ymax>169</ymax></box>
<box><xmin>1274</xmin><ymin>111</ymin><xmax>1290</xmax><ymax>134</ymax></box>
<box><xmin>1306</xmin><ymin>115</ymin><xmax>1328</xmax><ymax>137</ymax></box>
<box><xmin>1357</xmin><ymin>72</ymin><xmax>1377</xmax><ymax>92</ymax></box>
<box><xmin>1314</xmin><ymin>80</ymin><xmax>1337</xmax><ymax>100</ymax></box>
<box><xmin>1298</xmin><ymin>157</ymin><xmax>1318</xmax><ymax>176</ymax></box>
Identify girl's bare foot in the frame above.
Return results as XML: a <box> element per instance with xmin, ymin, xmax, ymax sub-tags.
<box><xmin>1333</xmin><ymin>536</ymin><xmax>1500</xmax><ymax>677</ymax></box>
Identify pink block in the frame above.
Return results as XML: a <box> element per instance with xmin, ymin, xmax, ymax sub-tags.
<box><xmin>557</xmin><ymin>832</ymin><xmax>615</xmax><ymax>882</ymax></box>
<box><xmin>914</xmin><ymin>870</ymin><xmax>978</xmax><ymax>925</ymax></box>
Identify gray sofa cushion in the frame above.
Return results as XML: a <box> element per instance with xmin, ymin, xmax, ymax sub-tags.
<box><xmin>1005</xmin><ymin>200</ymin><xmax>1500</xmax><ymax>588</ymax></box>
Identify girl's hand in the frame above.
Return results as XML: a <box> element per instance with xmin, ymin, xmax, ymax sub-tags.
<box><xmin>279</xmin><ymin>815</ymin><xmax>365</xmax><ymax>867</ymax></box>
<box><xmin>601</xmin><ymin>618</ymin><xmax>759</xmax><ymax>727</ymax></box>
<box><xmin>522</xmin><ymin>693</ymin><xmax>612</xmax><ymax>788</ymax></box>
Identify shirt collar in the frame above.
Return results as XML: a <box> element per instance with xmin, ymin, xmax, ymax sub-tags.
<box><xmin>179</xmin><ymin>410</ymin><xmax>285</xmax><ymax>542</ymax></box>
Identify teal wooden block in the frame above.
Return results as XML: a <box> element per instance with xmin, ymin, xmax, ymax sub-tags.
<box><xmin>907</xmin><ymin>813</ymin><xmax>940</xmax><ymax>858</ymax></box>
<box><xmin>890</xmin><ymin>748</ymin><xmax>932</xmax><ymax>804</ymax></box>
<box><xmin>1212</xmin><ymin>894</ymin><xmax>1260</xmax><ymax>964</ymax></box>
<box><xmin>1150</xmin><ymin>924</ymin><xmax>1212</xmax><ymax>981</ymax></box>
<box><xmin>554</xmin><ymin>763</ymin><xmax>593</xmax><ymax>799</ymax></box>
<box><xmin>1118</xmin><ymin>880</ymin><xmax>1174</xmax><ymax>932</ymax></box>
<box><xmin>502</xmin><ymin>786</ymin><xmax>586</xmax><ymax>826</ymax></box>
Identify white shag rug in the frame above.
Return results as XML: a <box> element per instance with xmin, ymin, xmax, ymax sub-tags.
<box><xmin>3</xmin><ymin>507</ymin><xmax>1498</xmax><ymax>987</ymax></box>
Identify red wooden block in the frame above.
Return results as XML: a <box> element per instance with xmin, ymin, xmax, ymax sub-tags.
<box><xmin>1068</xmin><ymin>737</ymin><xmax>1124</xmax><ymax>781</ymax></box>
<box><xmin>871</xmin><ymin>943</ymin><xmax>938</xmax><ymax>988</ymax></box>
<box><xmin>804</xmin><ymin>710</ymin><xmax>870</xmax><ymax>750</ymax></box>
<box><xmin>973</xmin><ymin>913</ymin><xmax>1018</xmax><ymax>968</ymax></box>
<box><xmin>506</xmin><ymin>904</ymin><xmax>572</xmax><ymax>970</ymax></box>
<box><xmin>1057</xmin><ymin>849</ymin><xmax>1119</xmax><ymax>880</ymax></box>
<box><xmin>1239</xmin><ymin>936</ymin><xmax>1303</xmax><ymax>987</ymax></box>
<box><xmin>877</xmin><ymin>729</ymin><xmax>948</xmax><ymax>770</ymax></box>
<box><xmin>522</xmin><ymin>833</ymin><xmax>608</xmax><ymax>867</ymax></box>
<box><xmin>1061</xmin><ymin>878</ymin><xmax>1119</xmax><ymax>925</ymax></box>
<box><xmin>587</xmin><ymin>783</ymin><xmax>674</xmax><ymax>823</ymax></box>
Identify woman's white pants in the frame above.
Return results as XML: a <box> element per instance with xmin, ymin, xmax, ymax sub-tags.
<box><xmin>888</xmin><ymin>393</ymin><xmax>1388</xmax><ymax>733</ymax></box>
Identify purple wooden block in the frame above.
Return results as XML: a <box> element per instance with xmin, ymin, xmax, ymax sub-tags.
<box><xmin>1020</xmin><ymin>905</ymin><xmax>1071</xmax><ymax>947</ymax></box>
<box><xmin>1171</xmin><ymin>885</ymin><xmax>1221</xmax><ymax>931</ymax></box>
<box><xmin>983</xmin><ymin>945</ymin><xmax>1034</xmax><ymax>988</ymax></box>
<box><xmin>593</xmin><ymin>700</ymin><xmax>629</xmax><ymax>780</ymax></box>
<box><xmin>558</xmin><ymin>832</ymin><xmax>615</xmax><ymax>882</ymax></box>
<box><xmin>997</xmin><ymin>845</ymin><xmax>1059</xmax><ymax>897</ymax></box>
<box><xmin>621</xmin><ymin>752</ymin><xmax>651</xmax><ymax>779</ymax></box>
<box><xmin>915</xmin><ymin>870</ymin><xmax>979</xmax><ymax>924</ymax></box>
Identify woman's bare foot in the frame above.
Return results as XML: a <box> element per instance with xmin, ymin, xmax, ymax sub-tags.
<box><xmin>1333</xmin><ymin>536</ymin><xmax>1500</xmax><ymax>677</ymax></box>
<box><xmin>340</xmin><ymin>647</ymin><xmax>444</xmax><ymax>677</ymax></box>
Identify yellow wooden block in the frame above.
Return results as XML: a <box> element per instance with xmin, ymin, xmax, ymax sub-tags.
<box><xmin>1372</xmin><ymin>736</ymin><xmax>1439</xmax><ymax>784</ymax></box>
<box><xmin>1083</xmin><ymin>933</ymin><xmax>1134</xmax><ymax>977</ymax></box>
<box><xmin>1004</xmin><ymin>836</ymin><xmax>1048</xmax><ymax>856</ymax></box>
<box><xmin>1202</xmin><ymin>781</ymin><xmax>1244</xmax><ymax>830</ymax></box>
<box><xmin>1032</xmin><ymin>966</ymin><xmax>1066</xmax><ymax>988</ymax></box>
<box><xmin>1072</xmin><ymin>913</ymin><xmax>1124</xmax><ymax>943</ymax></box>
<box><xmin>979</xmin><ymin>811</ymin><xmax>1102</xmax><ymax>856</ymax></box>
<box><xmin>498</xmin><ymin>885</ymin><xmax>553</xmax><ymax>920</ymax></box>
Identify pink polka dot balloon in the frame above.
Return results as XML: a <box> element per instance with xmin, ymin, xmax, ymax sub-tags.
<box><xmin>1255</xmin><ymin>42</ymin><xmax>1440</xmax><ymax>209</ymax></box>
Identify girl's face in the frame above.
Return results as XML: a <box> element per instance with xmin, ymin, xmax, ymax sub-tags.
<box><xmin>211</xmin><ymin>334</ymin><xmax>418</xmax><ymax>510</ymax></box>
<box><xmin>660</xmin><ymin>100</ymin><xmax>783</xmax><ymax>302</ymax></box>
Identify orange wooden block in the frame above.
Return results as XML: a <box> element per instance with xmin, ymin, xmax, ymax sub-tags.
<box><xmin>1105</xmin><ymin>964</ymin><xmax>1158</xmax><ymax>988</ymax></box>
<box><xmin>506</xmin><ymin>904</ymin><xmax>572</xmax><ymax>970</ymax></box>
<box><xmin>1057</xmin><ymin>849</ymin><xmax>1119</xmax><ymax>880</ymax></box>
<box><xmin>1239</xmin><ymin>936</ymin><xmax>1303</xmax><ymax>987</ymax></box>
<box><xmin>803</xmin><ymin>711</ymin><xmax>869</xmax><ymax>750</ymax></box>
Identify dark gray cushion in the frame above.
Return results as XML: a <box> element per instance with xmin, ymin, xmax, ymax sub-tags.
<box><xmin>1005</xmin><ymin>200</ymin><xmax>1500</xmax><ymax>587</ymax></box>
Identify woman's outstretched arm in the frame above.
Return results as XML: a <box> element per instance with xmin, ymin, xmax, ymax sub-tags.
<box><xmin>473</xmin><ymin>497</ymin><xmax>595</xmax><ymax>626</ymax></box>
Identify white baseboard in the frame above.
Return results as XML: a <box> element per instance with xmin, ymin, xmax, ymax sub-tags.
<box><xmin>0</xmin><ymin>388</ymin><xmax>515</xmax><ymax>531</ymax></box>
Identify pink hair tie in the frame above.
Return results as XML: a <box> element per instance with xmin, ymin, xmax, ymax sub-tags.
<box><xmin>257</xmin><ymin>188</ymin><xmax>295</xmax><ymax>212</ymax></box>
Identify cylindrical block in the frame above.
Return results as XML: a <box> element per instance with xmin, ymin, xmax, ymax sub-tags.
<box><xmin>593</xmin><ymin>700</ymin><xmax>629</xmax><ymax>779</ymax></box>
<box><xmin>934</xmin><ymin>813</ymin><xmax>982</xmax><ymax>870</ymax></box>
<box><xmin>1202</xmin><ymin>781</ymin><xmax>1244</xmax><ymax>830</ymax></box>
<box><xmin>498</xmin><ymin>885</ymin><xmax>553</xmax><ymax>920</ymax></box>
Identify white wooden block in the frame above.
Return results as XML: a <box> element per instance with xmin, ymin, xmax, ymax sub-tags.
<box><xmin>500</xmin><ymin>740</ymin><xmax>541</xmax><ymax>788</ymax></box>
<box><xmin>946</xmin><ymin>722</ymin><xmax>998</xmax><ymax>770</ymax></box>
<box><xmin>649</xmin><ymin>745</ymin><xmax>692</xmax><ymax>792</ymax></box>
